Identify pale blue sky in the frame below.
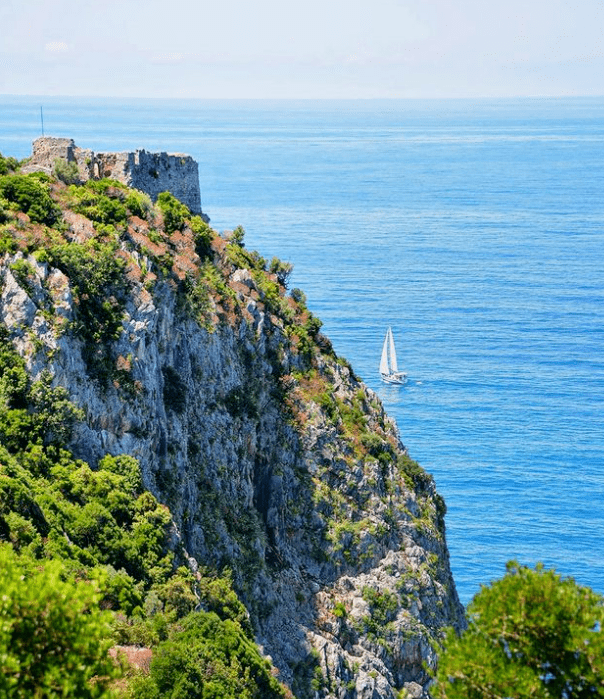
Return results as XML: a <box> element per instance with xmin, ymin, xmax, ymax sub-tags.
<box><xmin>1</xmin><ymin>0</ymin><xmax>603</xmax><ymax>98</ymax></box>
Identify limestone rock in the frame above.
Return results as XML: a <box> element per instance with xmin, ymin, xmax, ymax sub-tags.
<box><xmin>0</xmin><ymin>176</ymin><xmax>465</xmax><ymax>698</ymax></box>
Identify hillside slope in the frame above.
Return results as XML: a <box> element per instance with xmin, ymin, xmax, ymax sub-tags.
<box><xmin>0</xmin><ymin>153</ymin><xmax>464</xmax><ymax>698</ymax></box>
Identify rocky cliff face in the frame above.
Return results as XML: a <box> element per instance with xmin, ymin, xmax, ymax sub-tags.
<box><xmin>0</xmin><ymin>166</ymin><xmax>464</xmax><ymax>698</ymax></box>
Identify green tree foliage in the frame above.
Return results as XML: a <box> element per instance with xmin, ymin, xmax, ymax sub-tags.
<box><xmin>230</xmin><ymin>225</ymin><xmax>246</xmax><ymax>247</ymax></box>
<box><xmin>128</xmin><ymin>611</ymin><xmax>287</xmax><ymax>699</ymax></box>
<box><xmin>268</xmin><ymin>256</ymin><xmax>293</xmax><ymax>288</ymax></box>
<box><xmin>156</xmin><ymin>191</ymin><xmax>190</xmax><ymax>234</ymax></box>
<box><xmin>68</xmin><ymin>181</ymin><xmax>128</xmax><ymax>226</ymax></box>
<box><xmin>0</xmin><ymin>152</ymin><xmax>19</xmax><ymax>175</ymax></box>
<box><xmin>0</xmin><ymin>173</ymin><xmax>61</xmax><ymax>225</ymax></box>
<box><xmin>66</xmin><ymin>179</ymin><xmax>154</xmax><ymax>225</ymax></box>
<box><xmin>0</xmin><ymin>543</ymin><xmax>120</xmax><ymax>698</ymax></box>
<box><xmin>434</xmin><ymin>561</ymin><xmax>604</xmax><ymax>699</ymax></box>
<box><xmin>0</xmin><ymin>329</ymin><xmax>83</xmax><ymax>455</ymax></box>
<box><xmin>124</xmin><ymin>190</ymin><xmax>154</xmax><ymax>221</ymax></box>
<box><xmin>53</xmin><ymin>157</ymin><xmax>80</xmax><ymax>185</ymax></box>
<box><xmin>190</xmin><ymin>215</ymin><xmax>212</xmax><ymax>260</ymax></box>
<box><xmin>48</xmin><ymin>240</ymin><xmax>126</xmax><ymax>322</ymax></box>
<box><xmin>29</xmin><ymin>370</ymin><xmax>85</xmax><ymax>449</ymax></box>
<box><xmin>47</xmin><ymin>238</ymin><xmax>127</xmax><ymax>378</ymax></box>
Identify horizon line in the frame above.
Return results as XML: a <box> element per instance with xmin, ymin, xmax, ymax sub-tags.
<box><xmin>2</xmin><ymin>93</ymin><xmax>604</xmax><ymax>102</ymax></box>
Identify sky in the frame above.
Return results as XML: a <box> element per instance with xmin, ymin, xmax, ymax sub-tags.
<box><xmin>1</xmin><ymin>0</ymin><xmax>603</xmax><ymax>99</ymax></box>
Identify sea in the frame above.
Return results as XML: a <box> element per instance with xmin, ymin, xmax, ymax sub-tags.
<box><xmin>1</xmin><ymin>96</ymin><xmax>603</xmax><ymax>606</ymax></box>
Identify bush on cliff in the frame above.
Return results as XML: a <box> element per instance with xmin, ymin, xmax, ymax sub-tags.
<box><xmin>156</xmin><ymin>191</ymin><xmax>190</xmax><ymax>234</ymax></box>
<box><xmin>434</xmin><ymin>561</ymin><xmax>604</xmax><ymax>698</ymax></box>
<box><xmin>54</xmin><ymin>157</ymin><xmax>80</xmax><ymax>185</ymax></box>
<box><xmin>0</xmin><ymin>173</ymin><xmax>61</xmax><ymax>225</ymax></box>
<box><xmin>0</xmin><ymin>543</ymin><xmax>120</xmax><ymax>698</ymax></box>
<box><xmin>0</xmin><ymin>152</ymin><xmax>19</xmax><ymax>175</ymax></box>
<box><xmin>127</xmin><ymin>611</ymin><xmax>287</xmax><ymax>699</ymax></box>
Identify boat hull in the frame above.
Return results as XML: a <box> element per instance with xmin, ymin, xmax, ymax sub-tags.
<box><xmin>381</xmin><ymin>372</ymin><xmax>407</xmax><ymax>385</ymax></box>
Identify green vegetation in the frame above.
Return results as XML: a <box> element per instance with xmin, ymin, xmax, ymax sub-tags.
<box><xmin>54</xmin><ymin>157</ymin><xmax>80</xmax><ymax>185</ymax></box>
<box><xmin>396</xmin><ymin>452</ymin><xmax>435</xmax><ymax>492</ymax></box>
<box><xmin>156</xmin><ymin>191</ymin><xmax>190</xmax><ymax>234</ymax></box>
<box><xmin>47</xmin><ymin>238</ymin><xmax>128</xmax><ymax>380</ymax></box>
<box><xmin>0</xmin><ymin>152</ymin><xmax>19</xmax><ymax>175</ymax></box>
<box><xmin>128</xmin><ymin>612</ymin><xmax>286</xmax><ymax>699</ymax></box>
<box><xmin>181</xmin><ymin>259</ymin><xmax>236</xmax><ymax>330</ymax></box>
<box><xmin>0</xmin><ymin>173</ymin><xmax>61</xmax><ymax>225</ymax></box>
<box><xmin>9</xmin><ymin>258</ymin><xmax>36</xmax><ymax>294</ymax></box>
<box><xmin>434</xmin><ymin>561</ymin><xmax>604</xmax><ymax>698</ymax></box>
<box><xmin>0</xmin><ymin>544</ymin><xmax>120</xmax><ymax>698</ymax></box>
<box><xmin>0</xmin><ymin>322</ymin><xmax>288</xmax><ymax>698</ymax></box>
<box><xmin>190</xmin><ymin>215</ymin><xmax>212</xmax><ymax>260</ymax></box>
<box><xmin>356</xmin><ymin>586</ymin><xmax>399</xmax><ymax>641</ymax></box>
<box><xmin>67</xmin><ymin>179</ymin><xmax>129</xmax><ymax>228</ymax></box>
<box><xmin>65</xmin><ymin>178</ymin><xmax>156</xmax><ymax>230</ymax></box>
<box><xmin>269</xmin><ymin>256</ymin><xmax>293</xmax><ymax>288</ymax></box>
<box><xmin>230</xmin><ymin>224</ymin><xmax>246</xmax><ymax>246</ymax></box>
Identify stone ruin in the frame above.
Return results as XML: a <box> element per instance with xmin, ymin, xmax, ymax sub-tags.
<box><xmin>22</xmin><ymin>137</ymin><xmax>208</xmax><ymax>221</ymax></box>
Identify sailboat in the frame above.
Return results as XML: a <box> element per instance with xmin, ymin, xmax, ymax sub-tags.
<box><xmin>379</xmin><ymin>326</ymin><xmax>407</xmax><ymax>385</ymax></box>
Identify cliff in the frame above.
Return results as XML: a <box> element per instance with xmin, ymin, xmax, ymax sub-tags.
<box><xmin>0</xmin><ymin>150</ymin><xmax>464</xmax><ymax>698</ymax></box>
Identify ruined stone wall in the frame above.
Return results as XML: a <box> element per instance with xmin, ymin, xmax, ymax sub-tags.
<box><xmin>22</xmin><ymin>137</ymin><xmax>206</xmax><ymax>219</ymax></box>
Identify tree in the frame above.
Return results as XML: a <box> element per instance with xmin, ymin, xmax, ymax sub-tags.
<box><xmin>230</xmin><ymin>225</ymin><xmax>245</xmax><ymax>247</ymax></box>
<box><xmin>127</xmin><ymin>611</ymin><xmax>287</xmax><ymax>699</ymax></box>
<box><xmin>0</xmin><ymin>173</ymin><xmax>60</xmax><ymax>225</ymax></box>
<box><xmin>0</xmin><ymin>543</ymin><xmax>121</xmax><ymax>698</ymax></box>
<box><xmin>156</xmin><ymin>191</ymin><xmax>190</xmax><ymax>234</ymax></box>
<box><xmin>434</xmin><ymin>561</ymin><xmax>604</xmax><ymax>698</ymax></box>
<box><xmin>268</xmin><ymin>256</ymin><xmax>293</xmax><ymax>288</ymax></box>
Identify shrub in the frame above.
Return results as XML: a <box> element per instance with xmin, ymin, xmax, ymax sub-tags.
<box><xmin>290</xmin><ymin>287</ymin><xmax>307</xmax><ymax>307</ymax></box>
<box><xmin>29</xmin><ymin>370</ymin><xmax>85</xmax><ymax>448</ymax></box>
<box><xmin>9</xmin><ymin>258</ymin><xmax>36</xmax><ymax>292</ymax></box>
<box><xmin>230</xmin><ymin>225</ymin><xmax>246</xmax><ymax>246</ymax></box>
<box><xmin>0</xmin><ymin>203</ymin><xmax>11</xmax><ymax>226</ymax></box>
<box><xmin>0</xmin><ymin>174</ymin><xmax>61</xmax><ymax>225</ymax></box>
<box><xmin>333</xmin><ymin>601</ymin><xmax>347</xmax><ymax>618</ymax></box>
<box><xmin>434</xmin><ymin>561</ymin><xmax>604</xmax><ymax>698</ymax></box>
<box><xmin>396</xmin><ymin>453</ymin><xmax>433</xmax><ymax>491</ymax></box>
<box><xmin>125</xmin><ymin>189</ymin><xmax>154</xmax><ymax>220</ymax></box>
<box><xmin>128</xmin><ymin>611</ymin><xmax>287</xmax><ymax>699</ymax></box>
<box><xmin>190</xmin><ymin>215</ymin><xmax>212</xmax><ymax>259</ymax></box>
<box><xmin>0</xmin><ymin>153</ymin><xmax>19</xmax><ymax>175</ymax></box>
<box><xmin>156</xmin><ymin>191</ymin><xmax>190</xmax><ymax>234</ymax></box>
<box><xmin>99</xmin><ymin>453</ymin><xmax>143</xmax><ymax>495</ymax></box>
<box><xmin>53</xmin><ymin>157</ymin><xmax>80</xmax><ymax>185</ymax></box>
<box><xmin>268</xmin><ymin>256</ymin><xmax>293</xmax><ymax>288</ymax></box>
<box><xmin>0</xmin><ymin>543</ymin><xmax>120</xmax><ymax>698</ymax></box>
<box><xmin>48</xmin><ymin>239</ymin><xmax>127</xmax><ymax>379</ymax></box>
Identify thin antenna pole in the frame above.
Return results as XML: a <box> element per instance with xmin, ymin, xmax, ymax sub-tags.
<box><xmin>40</xmin><ymin>106</ymin><xmax>44</xmax><ymax>136</ymax></box>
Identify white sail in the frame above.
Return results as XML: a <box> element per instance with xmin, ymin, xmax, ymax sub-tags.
<box><xmin>380</xmin><ymin>331</ymin><xmax>390</xmax><ymax>375</ymax></box>
<box><xmin>388</xmin><ymin>327</ymin><xmax>399</xmax><ymax>373</ymax></box>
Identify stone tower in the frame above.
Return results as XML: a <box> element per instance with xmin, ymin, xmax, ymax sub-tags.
<box><xmin>22</xmin><ymin>137</ymin><xmax>208</xmax><ymax>221</ymax></box>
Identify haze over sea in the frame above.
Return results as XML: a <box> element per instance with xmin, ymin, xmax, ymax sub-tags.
<box><xmin>1</xmin><ymin>96</ymin><xmax>603</xmax><ymax>605</ymax></box>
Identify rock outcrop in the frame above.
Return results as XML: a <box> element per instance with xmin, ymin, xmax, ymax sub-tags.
<box><xmin>0</xmin><ymin>157</ymin><xmax>465</xmax><ymax>698</ymax></box>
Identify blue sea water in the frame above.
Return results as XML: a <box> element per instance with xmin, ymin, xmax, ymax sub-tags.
<box><xmin>1</xmin><ymin>96</ymin><xmax>603</xmax><ymax>605</ymax></box>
